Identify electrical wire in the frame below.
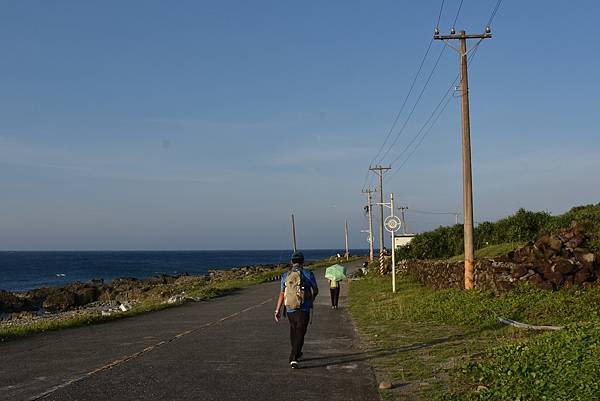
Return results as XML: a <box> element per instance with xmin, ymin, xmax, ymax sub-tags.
<box><xmin>384</xmin><ymin>87</ymin><xmax>454</xmax><ymax>182</ymax></box>
<box><xmin>486</xmin><ymin>0</ymin><xmax>503</xmax><ymax>26</ymax></box>
<box><xmin>385</xmin><ymin>45</ymin><xmax>482</xmax><ymax>182</ymax></box>
<box><xmin>436</xmin><ymin>0</ymin><xmax>446</xmax><ymax>28</ymax></box>
<box><xmin>361</xmin><ymin>0</ymin><xmax>447</xmax><ymax>191</ymax></box>
<box><xmin>410</xmin><ymin>209</ymin><xmax>461</xmax><ymax>215</ymax></box>
<box><xmin>367</xmin><ymin>40</ymin><xmax>434</xmax><ymax>166</ymax></box>
<box><xmin>452</xmin><ymin>0</ymin><xmax>464</xmax><ymax>28</ymax></box>
<box><xmin>377</xmin><ymin>0</ymin><xmax>503</xmax><ymax>185</ymax></box>
<box><xmin>394</xmin><ymin>95</ymin><xmax>453</xmax><ymax>171</ymax></box>
<box><xmin>377</xmin><ymin>44</ymin><xmax>447</xmax><ymax>163</ymax></box>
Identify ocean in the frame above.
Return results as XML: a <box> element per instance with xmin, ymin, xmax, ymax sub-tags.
<box><xmin>0</xmin><ymin>249</ymin><xmax>367</xmax><ymax>292</ymax></box>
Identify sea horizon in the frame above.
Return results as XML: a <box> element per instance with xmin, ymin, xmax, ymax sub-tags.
<box><xmin>0</xmin><ymin>249</ymin><xmax>368</xmax><ymax>292</ymax></box>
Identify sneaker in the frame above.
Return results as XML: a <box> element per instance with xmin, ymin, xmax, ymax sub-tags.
<box><xmin>290</xmin><ymin>360</ymin><xmax>299</xmax><ymax>369</ymax></box>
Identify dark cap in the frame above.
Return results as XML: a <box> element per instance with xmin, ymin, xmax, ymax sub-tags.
<box><xmin>291</xmin><ymin>251</ymin><xmax>304</xmax><ymax>263</ymax></box>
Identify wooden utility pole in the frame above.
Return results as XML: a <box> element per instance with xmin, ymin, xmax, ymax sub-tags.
<box><xmin>369</xmin><ymin>165</ymin><xmax>391</xmax><ymax>275</ymax></box>
<box><xmin>362</xmin><ymin>189</ymin><xmax>375</xmax><ymax>262</ymax></box>
<box><xmin>434</xmin><ymin>28</ymin><xmax>491</xmax><ymax>289</ymax></box>
<box><xmin>290</xmin><ymin>213</ymin><xmax>297</xmax><ymax>252</ymax></box>
<box><xmin>344</xmin><ymin>219</ymin><xmax>349</xmax><ymax>261</ymax></box>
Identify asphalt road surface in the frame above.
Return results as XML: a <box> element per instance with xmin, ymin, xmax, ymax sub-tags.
<box><xmin>1</xmin><ymin>259</ymin><xmax>379</xmax><ymax>401</ymax></box>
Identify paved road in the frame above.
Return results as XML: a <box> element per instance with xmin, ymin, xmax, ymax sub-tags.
<box><xmin>1</xmin><ymin>260</ymin><xmax>379</xmax><ymax>401</ymax></box>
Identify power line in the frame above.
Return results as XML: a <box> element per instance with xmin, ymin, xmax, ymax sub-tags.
<box><xmin>394</xmin><ymin>95</ymin><xmax>453</xmax><ymax>172</ymax></box>
<box><xmin>377</xmin><ymin>0</ymin><xmax>471</xmax><ymax>166</ymax></box>
<box><xmin>386</xmin><ymin>0</ymin><xmax>501</xmax><ymax>177</ymax></box>
<box><xmin>386</xmin><ymin>77</ymin><xmax>457</xmax><ymax>173</ymax></box>
<box><xmin>486</xmin><ymin>0</ymin><xmax>503</xmax><ymax>26</ymax></box>
<box><xmin>385</xmin><ymin>44</ymin><xmax>483</xmax><ymax>181</ymax></box>
<box><xmin>361</xmin><ymin>0</ymin><xmax>448</xmax><ymax>190</ymax></box>
<box><xmin>436</xmin><ymin>0</ymin><xmax>446</xmax><ymax>28</ymax></box>
<box><xmin>367</xmin><ymin>39</ymin><xmax>435</xmax><ymax>171</ymax></box>
<box><xmin>410</xmin><ymin>209</ymin><xmax>461</xmax><ymax>215</ymax></box>
<box><xmin>378</xmin><ymin>44</ymin><xmax>447</xmax><ymax>163</ymax></box>
<box><xmin>452</xmin><ymin>0</ymin><xmax>464</xmax><ymax>29</ymax></box>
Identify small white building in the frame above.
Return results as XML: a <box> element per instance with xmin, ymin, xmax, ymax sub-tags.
<box><xmin>394</xmin><ymin>234</ymin><xmax>415</xmax><ymax>249</ymax></box>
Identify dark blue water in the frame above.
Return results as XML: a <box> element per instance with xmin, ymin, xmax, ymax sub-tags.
<box><xmin>0</xmin><ymin>250</ymin><xmax>367</xmax><ymax>292</ymax></box>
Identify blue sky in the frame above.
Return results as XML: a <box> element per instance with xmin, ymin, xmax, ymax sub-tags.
<box><xmin>0</xmin><ymin>1</ymin><xmax>598</xmax><ymax>250</ymax></box>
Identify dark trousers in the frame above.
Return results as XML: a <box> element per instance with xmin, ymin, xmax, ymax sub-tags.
<box><xmin>330</xmin><ymin>287</ymin><xmax>340</xmax><ymax>307</ymax></box>
<box><xmin>287</xmin><ymin>310</ymin><xmax>310</xmax><ymax>362</ymax></box>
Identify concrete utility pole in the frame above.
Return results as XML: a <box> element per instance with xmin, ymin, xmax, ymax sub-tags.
<box><xmin>369</xmin><ymin>165</ymin><xmax>391</xmax><ymax>275</ymax></box>
<box><xmin>453</xmin><ymin>212</ymin><xmax>460</xmax><ymax>225</ymax></box>
<box><xmin>344</xmin><ymin>219</ymin><xmax>349</xmax><ymax>261</ymax></box>
<box><xmin>362</xmin><ymin>188</ymin><xmax>375</xmax><ymax>262</ymax></box>
<box><xmin>398</xmin><ymin>206</ymin><xmax>409</xmax><ymax>234</ymax></box>
<box><xmin>290</xmin><ymin>213</ymin><xmax>297</xmax><ymax>252</ymax></box>
<box><xmin>434</xmin><ymin>27</ymin><xmax>492</xmax><ymax>289</ymax></box>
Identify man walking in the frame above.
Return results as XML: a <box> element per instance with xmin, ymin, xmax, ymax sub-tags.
<box><xmin>274</xmin><ymin>251</ymin><xmax>319</xmax><ymax>369</ymax></box>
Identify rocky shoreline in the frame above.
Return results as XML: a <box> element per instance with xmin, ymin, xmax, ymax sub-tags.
<box><xmin>0</xmin><ymin>263</ymin><xmax>286</xmax><ymax>327</ymax></box>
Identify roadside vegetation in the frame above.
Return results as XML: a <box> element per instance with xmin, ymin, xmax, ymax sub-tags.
<box><xmin>349</xmin><ymin>203</ymin><xmax>600</xmax><ymax>400</ymax></box>
<box><xmin>349</xmin><ymin>273</ymin><xmax>600</xmax><ymax>400</ymax></box>
<box><xmin>0</xmin><ymin>256</ymin><xmax>360</xmax><ymax>342</ymax></box>
<box><xmin>396</xmin><ymin>203</ymin><xmax>600</xmax><ymax>261</ymax></box>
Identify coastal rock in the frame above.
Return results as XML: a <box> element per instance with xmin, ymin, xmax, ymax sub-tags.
<box><xmin>2</xmin><ymin>263</ymin><xmax>286</xmax><ymax>325</ymax></box>
<box><xmin>0</xmin><ymin>290</ymin><xmax>33</xmax><ymax>313</ymax></box>
<box><xmin>43</xmin><ymin>289</ymin><xmax>77</xmax><ymax>312</ymax></box>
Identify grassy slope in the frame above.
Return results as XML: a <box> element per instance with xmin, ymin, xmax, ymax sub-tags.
<box><xmin>447</xmin><ymin>242</ymin><xmax>523</xmax><ymax>262</ymax></box>
<box><xmin>349</xmin><ymin>273</ymin><xmax>600</xmax><ymax>400</ymax></box>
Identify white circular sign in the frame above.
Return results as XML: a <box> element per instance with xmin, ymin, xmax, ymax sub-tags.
<box><xmin>384</xmin><ymin>216</ymin><xmax>402</xmax><ymax>233</ymax></box>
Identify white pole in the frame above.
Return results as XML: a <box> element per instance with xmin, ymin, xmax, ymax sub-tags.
<box><xmin>390</xmin><ymin>193</ymin><xmax>396</xmax><ymax>293</ymax></box>
<box><xmin>344</xmin><ymin>219</ymin><xmax>349</xmax><ymax>261</ymax></box>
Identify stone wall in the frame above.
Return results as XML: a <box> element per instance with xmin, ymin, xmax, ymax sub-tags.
<box><xmin>397</xmin><ymin>223</ymin><xmax>600</xmax><ymax>293</ymax></box>
<box><xmin>398</xmin><ymin>259</ymin><xmax>514</xmax><ymax>293</ymax></box>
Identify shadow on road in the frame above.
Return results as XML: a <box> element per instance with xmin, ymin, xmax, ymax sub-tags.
<box><xmin>299</xmin><ymin>327</ymin><xmax>495</xmax><ymax>369</ymax></box>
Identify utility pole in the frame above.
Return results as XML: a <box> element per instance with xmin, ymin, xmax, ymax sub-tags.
<box><xmin>362</xmin><ymin>188</ymin><xmax>375</xmax><ymax>262</ymax></box>
<box><xmin>290</xmin><ymin>213</ymin><xmax>297</xmax><ymax>252</ymax></box>
<box><xmin>398</xmin><ymin>206</ymin><xmax>409</xmax><ymax>234</ymax></box>
<box><xmin>434</xmin><ymin>27</ymin><xmax>492</xmax><ymax>290</ymax></box>
<box><xmin>369</xmin><ymin>164</ymin><xmax>391</xmax><ymax>275</ymax></box>
<box><xmin>344</xmin><ymin>219</ymin><xmax>349</xmax><ymax>261</ymax></box>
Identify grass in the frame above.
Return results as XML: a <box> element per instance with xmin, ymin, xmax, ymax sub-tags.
<box><xmin>447</xmin><ymin>242</ymin><xmax>523</xmax><ymax>262</ymax></box>
<box><xmin>307</xmin><ymin>255</ymin><xmax>362</xmax><ymax>269</ymax></box>
<box><xmin>348</xmin><ymin>273</ymin><xmax>600</xmax><ymax>400</ymax></box>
